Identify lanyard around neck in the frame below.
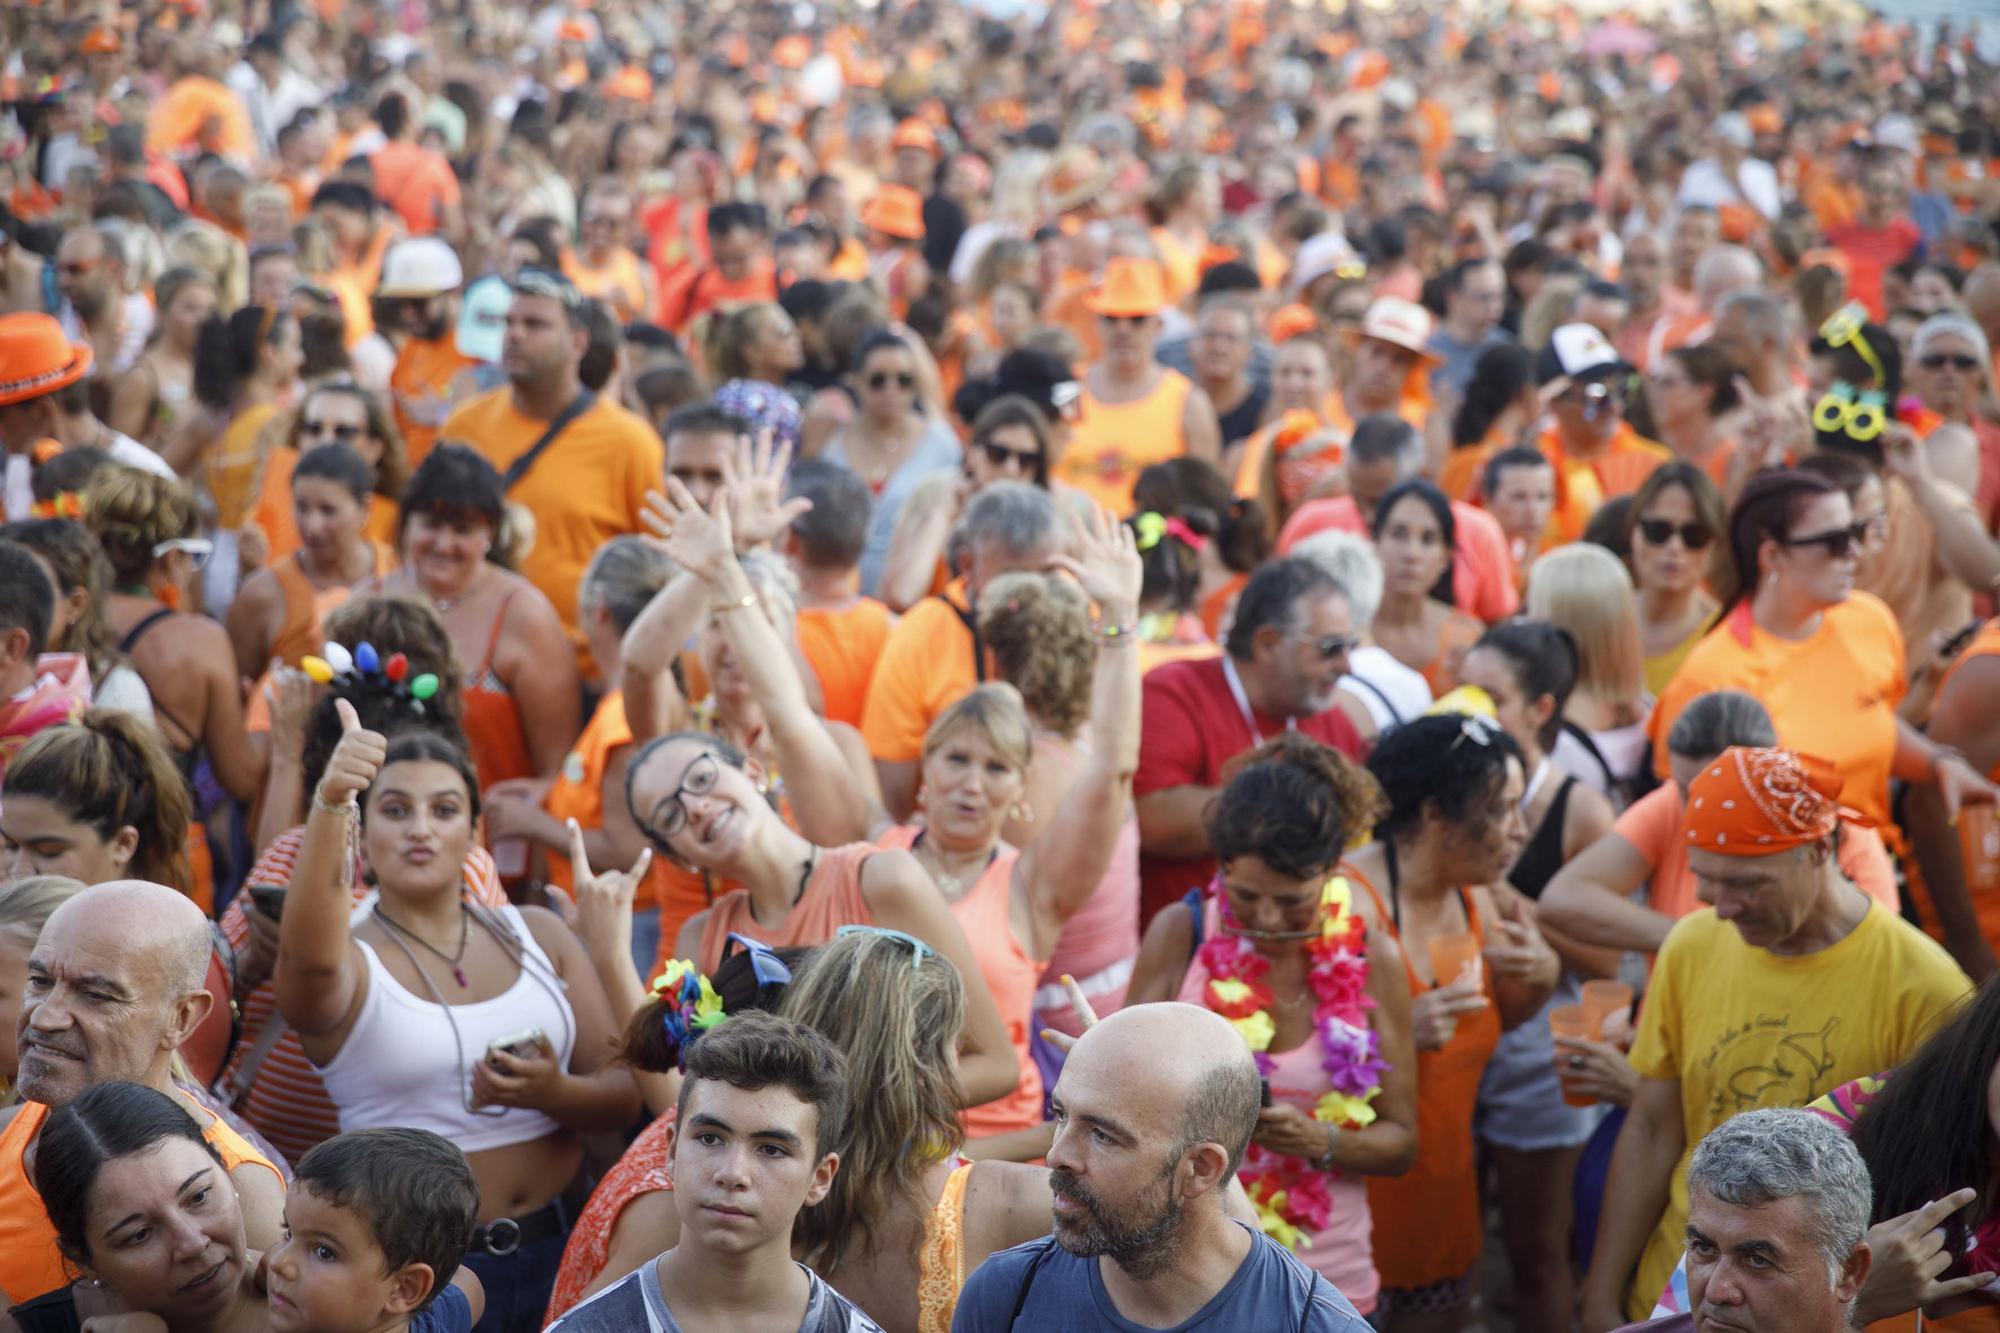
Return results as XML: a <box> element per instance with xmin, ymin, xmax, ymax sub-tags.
<box><xmin>1221</xmin><ymin>656</ymin><xmax>1295</xmax><ymax>748</ymax></box>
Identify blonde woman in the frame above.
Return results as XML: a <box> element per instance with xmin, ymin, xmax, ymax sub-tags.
<box><xmin>1525</xmin><ymin>544</ymin><xmax>1652</xmax><ymax>807</ymax></box>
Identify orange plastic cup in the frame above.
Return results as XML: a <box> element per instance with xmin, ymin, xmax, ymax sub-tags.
<box><xmin>1959</xmin><ymin>806</ymin><xmax>2000</xmax><ymax>894</ymax></box>
<box><xmin>1581</xmin><ymin>980</ymin><xmax>1634</xmax><ymax>1041</ymax></box>
<box><xmin>1427</xmin><ymin>933</ymin><xmax>1483</xmax><ymax>992</ymax></box>
<box><xmin>1549</xmin><ymin>1004</ymin><xmax>1596</xmax><ymax>1107</ymax></box>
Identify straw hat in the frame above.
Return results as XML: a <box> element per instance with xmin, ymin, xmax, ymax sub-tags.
<box><xmin>861</xmin><ymin>185</ymin><xmax>926</xmax><ymax>242</ymax></box>
<box><xmin>1043</xmin><ymin>145</ymin><xmax>1117</xmax><ymax>216</ymax></box>
<box><xmin>1344</xmin><ymin>297</ymin><xmax>1441</xmax><ymax>363</ymax></box>
<box><xmin>1083</xmin><ymin>257</ymin><xmax>1168</xmax><ymax>318</ymax></box>
<box><xmin>0</xmin><ymin>314</ymin><xmax>93</xmax><ymax>409</ymax></box>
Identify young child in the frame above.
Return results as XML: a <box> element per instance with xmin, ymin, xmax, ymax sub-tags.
<box><xmin>547</xmin><ymin>1011</ymin><xmax>884</xmax><ymax>1332</ymax></box>
<box><xmin>263</xmin><ymin>1127</ymin><xmax>485</xmax><ymax>1333</ymax></box>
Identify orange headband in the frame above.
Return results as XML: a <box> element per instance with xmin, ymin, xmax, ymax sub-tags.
<box><xmin>1684</xmin><ymin>747</ymin><xmax>1851</xmax><ymax>857</ymax></box>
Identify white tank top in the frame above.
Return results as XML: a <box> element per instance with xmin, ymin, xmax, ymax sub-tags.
<box><xmin>318</xmin><ymin>901</ymin><xmax>577</xmax><ymax>1153</ymax></box>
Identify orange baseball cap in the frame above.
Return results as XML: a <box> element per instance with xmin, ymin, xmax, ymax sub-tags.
<box><xmin>892</xmin><ymin>118</ymin><xmax>941</xmax><ymax>159</ymax></box>
<box><xmin>1268</xmin><ymin>303</ymin><xmax>1320</xmax><ymax>343</ymax></box>
<box><xmin>860</xmin><ymin>185</ymin><xmax>926</xmax><ymax>242</ymax></box>
<box><xmin>1084</xmin><ymin>258</ymin><xmax>1169</xmax><ymax>318</ymax></box>
<box><xmin>80</xmin><ymin>27</ymin><xmax>121</xmax><ymax>54</ymax></box>
<box><xmin>0</xmin><ymin>314</ymin><xmax>93</xmax><ymax>408</ymax></box>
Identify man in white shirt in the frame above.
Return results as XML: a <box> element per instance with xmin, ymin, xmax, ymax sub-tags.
<box><xmin>1676</xmin><ymin>113</ymin><xmax>1782</xmax><ymax>221</ymax></box>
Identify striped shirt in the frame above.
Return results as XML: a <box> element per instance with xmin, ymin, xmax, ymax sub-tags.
<box><xmin>218</xmin><ymin>828</ymin><xmax>505</xmax><ymax>1163</ymax></box>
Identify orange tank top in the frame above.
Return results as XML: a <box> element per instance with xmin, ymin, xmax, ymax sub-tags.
<box><xmin>268</xmin><ymin>546</ymin><xmax>394</xmax><ymax>668</ymax></box>
<box><xmin>696</xmin><ymin>842</ymin><xmax>879</xmax><ymax>974</ymax></box>
<box><xmin>1060</xmin><ymin>370</ymin><xmax>1195</xmax><ymax>513</ymax></box>
<box><xmin>0</xmin><ymin>1097</ymin><xmax>285</xmax><ymax>1301</ymax></box>
<box><xmin>463</xmin><ymin>589</ymin><xmax>538</xmax><ymax>794</ymax></box>
<box><xmin>1341</xmin><ymin>862</ymin><xmax>1501</xmax><ymax>1290</ymax></box>
<box><xmin>877</xmin><ymin>826</ymin><xmax>1045</xmax><ymax>1138</ymax></box>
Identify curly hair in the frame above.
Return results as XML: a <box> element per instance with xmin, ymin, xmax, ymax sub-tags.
<box><xmin>1206</xmin><ymin>734</ymin><xmax>1385</xmax><ymax>881</ymax></box>
<box><xmin>1366</xmin><ymin>712</ymin><xmax>1522</xmax><ymax>845</ymax></box>
<box><xmin>320</xmin><ymin>593</ymin><xmax>466</xmax><ymax>725</ymax></box>
<box><xmin>978</xmin><ymin>572</ymin><xmax>1094</xmax><ymax>738</ymax></box>
<box><xmin>82</xmin><ymin>466</ymin><xmax>201</xmax><ymax>584</ymax></box>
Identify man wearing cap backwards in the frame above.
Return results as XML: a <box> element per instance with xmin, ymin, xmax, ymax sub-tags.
<box><xmin>380</xmin><ymin>236</ymin><xmax>474</xmax><ymax>467</ymax></box>
<box><xmin>442</xmin><ymin>267</ymin><xmax>664</xmax><ymax>671</ymax></box>
<box><xmin>1060</xmin><ymin>256</ymin><xmax>1222</xmax><ymax>513</ymax></box>
<box><xmin>1579</xmin><ymin>747</ymin><xmax>1968</xmax><ymax>1331</ymax></box>
<box><xmin>1521</xmin><ymin>323</ymin><xmax>1670</xmax><ymax>544</ymax></box>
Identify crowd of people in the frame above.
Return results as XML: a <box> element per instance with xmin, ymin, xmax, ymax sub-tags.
<box><xmin>6</xmin><ymin>0</ymin><xmax>2000</xmax><ymax>1330</ymax></box>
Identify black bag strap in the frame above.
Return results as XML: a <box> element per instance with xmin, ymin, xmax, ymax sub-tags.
<box><xmin>936</xmin><ymin>593</ymin><xmax>986</xmax><ymax>683</ymax></box>
<box><xmin>501</xmin><ymin>392</ymin><xmax>596</xmax><ymax>492</ymax></box>
<box><xmin>1005</xmin><ymin>1241</ymin><xmax>1058</xmax><ymax>1326</ymax></box>
<box><xmin>1345</xmin><ymin>673</ymin><xmax>1403</xmax><ymax>729</ymax></box>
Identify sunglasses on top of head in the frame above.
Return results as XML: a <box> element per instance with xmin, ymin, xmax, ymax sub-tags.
<box><xmin>1780</xmin><ymin>520</ymin><xmax>1870</xmax><ymax>559</ymax></box>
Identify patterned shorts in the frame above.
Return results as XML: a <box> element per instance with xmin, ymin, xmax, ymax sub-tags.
<box><xmin>1375</xmin><ymin>1269</ymin><xmax>1475</xmax><ymax>1317</ymax></box>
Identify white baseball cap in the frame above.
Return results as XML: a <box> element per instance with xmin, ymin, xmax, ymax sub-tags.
<box><xmin>376</xmin><ymin>237</ymin><xmax>464</xmax><ymax>299</ymax></box>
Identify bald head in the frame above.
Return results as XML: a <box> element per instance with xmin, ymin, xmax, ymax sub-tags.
<box><xmin>1694</xmin><ymin>246</ymin><xmax>1763</xmax><ymax>311</ymax></box>
<box><xmin>1963</xmin><ymin>264</ymin><xmax>2000</xmax><ymax>340</ymax></box>
<box><xmin>19</xmin><ymin>882</ymin><xmax>213</xmax><ymax>1106</ymax></box>
<box><xmin>1066</xmin><ymin>1003</ymin><xmax>1262</xmax><ymax>1173</ymax></box>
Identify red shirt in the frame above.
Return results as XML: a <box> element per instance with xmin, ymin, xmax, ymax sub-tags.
<box><xmin>1276</xmin><ymin>495</ymin><xmax>1519</xmax><ymax>623</ymax></box>
<box><xmin>1134</xmin><ymin>655</ymin><xmax>1367</xmax><ymax>924</ymax></box>
<box><xmin>1827</xmin><ymin>216</ymin><xmax>1921</xmax><ymax>319</ymax></box>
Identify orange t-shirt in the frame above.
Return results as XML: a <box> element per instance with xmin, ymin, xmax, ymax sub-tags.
<box><xmin>1648</xmin><ymin>596</ymin><xmax>1907</xmax><ymax>829</ymax></box>
<box><xmin>860</xmin><ymin>580</ymin><xmax>982</xmax><ymax>764</ymax></box>
<box><xmin>0</xmin><ymin>1097</ymin><xmax>284</xmax><ymax>1300</ymax></box>
<box><xmin>1537</xmin><ymin>421</ymin><xmax>1672</xmax><ymax>544</ymax></box>
<box><xmin>563</xmin><ymin>248</ymin><xmax>649</xmax><ymax>325</ymax></box>
<box><xmin>146</xmin><ymin>77</ymin><xmax>254</xmax><ymax>162</ymax></box>
<box><xmin>657</xmin><ymin>260</ymin><xmax>779</xmax><ymax>335</ymax></box>
<box><xmin>1616</xmin><ymin>781</ymin><xmax>1898</xmax><ymax>927</ymax></box>
<box><xmin>796</xmin><ymin>598</ymin><xmax>894</xmax><ymax>728</ymax></box>
<box><xmin>1061</xmin><ymin>369</ymin><xmax>1196</xmax><ymax>513</ymax></box>
<box><xmin>370</xmin><ymin>141</ymin><xmax>460</xmax><ymax>236</ymax></box>
<box><xmin>540</xmin><ymin>689</ymin><xmax>675</xmax><ymax>905</ymax></box>
<box><xmin>443</xmin><ymin>390</ymin><xmax>665</xmax><ymax>656</ymax></box>
<box><xmin>391</xmin><ymin>336</ymin><xmax>476</xmax><ymax>468</ymax></box>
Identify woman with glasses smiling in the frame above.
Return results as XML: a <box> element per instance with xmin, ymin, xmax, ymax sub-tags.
<box><xmin>822</xmin><ymin>329</ymin><xmax>965</xmax><ymax>597</ymax></box>
<box><xmin>1649</xmin><ymin>467</ymin><xmax>1999</xmax><ymax>843</ymax></box>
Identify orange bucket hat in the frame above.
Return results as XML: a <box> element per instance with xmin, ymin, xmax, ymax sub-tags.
<box><xmin>861</xmin><ymin>185</ymin><xmax>926</xmax><ymax>242</ymax></box>
<box><xmin>1084</xmin><ymin>257</ymin><xmax>1168</xmax><ymax>318</ymax></box>
<box><xmin>0</xmin><ymin>314</ymin><xmax>93</xmax><ymax>408</ymax></box>
<box><xmin>892</xmin><ymin>118</ymin><xmax>942</xmax><ymax>159</ymax></box>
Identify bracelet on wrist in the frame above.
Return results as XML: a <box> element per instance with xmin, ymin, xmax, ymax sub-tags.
<box><xmin>1094</xmin><ymin>621</ymin><xmax>1139</xmax><ymax>640</ymax></box>
<box><xmin>712</xmin><ymin>591</ymin><xmax>759</xmax><ymax>615</ymax></box>
<box><xmin>311</xmin><ymin>786</ymin><xmax>354</xmax><ymax>816</ymax></box>
<box><xmin>1314</xmin><ymin>1122</ymin><xmax>1340</xmax><ymax>1173</ymax></box>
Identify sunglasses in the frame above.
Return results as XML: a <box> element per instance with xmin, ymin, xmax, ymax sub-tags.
<box><xmin>151</xmin><ymin>536</ymin><xmax>214</xmax><ymax>571</ymax></box>
<box><xmin>1781</xmin><ymin>521</ymin><xmax>1870</xmax><ymax>559</ymax></box>
<box><xmin>1102</xmin><ymin>314</ymin><xmax>1150</xmax><ymax>325</ymax></box>
<box><xmin>866</xmin><ymin>371</ymin><xmax>916</xmax><ymax>391</ymax></box>
<box><xmin>835</xmin><ymin>924</ymin><xmax>933</xmax><ymax>970</ymax></box>
<box><xmin>1290</xmin><ymin>632</ymin><xmax>1359</xmax><ymax>661</ymax></box>
<box><xmin>720</xmin><ymin>933</ymin><xmax>793</xmax><ymax>990</ymax></box>
<box><xmin>1636</xmin><ymin>518</ymin><xmax>1714</xmax><ymax>550</ymax></box>
<box><xmin>302</xmin><ymin>419</ymin><xmax>365</xmax><ymax>443</ymax></box>
<box><xmin>977</xmin><ymin>439</ymin><xmax>1040</xmax><ymax>470</ymax></box>
<box><xmin>1919</xmin><ymin>353</ymin><xmax>1981</xmax><ymax>372</ymax></box>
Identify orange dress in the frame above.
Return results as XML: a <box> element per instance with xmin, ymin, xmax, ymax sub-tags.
<box><xmin>1060</xmin><ymin>369</ymin><xmax>1195</xmax><ymax>513</ymax></box>
<box><xmin>696</xmin><ymin>841</ymin><xmax>878</xmax><ymax>973</ymax></box>
<box><xmin>796</xmin><ymin>598</ymin><xmax>894</xmax><ymax>728</ymax></box>
<box><xmin>545</xmin><ymin>1108</ymin><xmax>677</xmax><ymax>1324</ymax></box>
<box><xmin>877</xmin><ymin>827</ymin><xmax>1045</xmax><ymax>1138</ymax></box>
<box><xmin>1343</xmin><ymin>864</ymin><xmax>1501</xmax><ymax>1291</ymax></box>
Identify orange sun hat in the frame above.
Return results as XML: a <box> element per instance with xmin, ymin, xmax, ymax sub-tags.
<box><xmin>1084</xmin><ymin>257</ymin><xmax>1169</xmax><ymax>318</ymax></box>
<box><xmin>860</xmin><ymin>185</ymin><xmax>926</xmax><ymax>241</ymax></box>
<box><xmin>0</xmin><ymin>313</ymin><xmax>93</xmax><ymax>408</ymax></box>
<box><xmin>1684</xmin><ymin>747</ymin><xmax>1856</xmax><ymax>856</ymax></box>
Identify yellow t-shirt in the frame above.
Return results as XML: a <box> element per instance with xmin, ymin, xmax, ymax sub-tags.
<box><xmin>1621</xmin><ymin>904</ymin><xmax>1969</xmax><ymax>1321</ymax></box>
<box><xmin>443</xmin><ymin>389</ymin><xmax>664</xmax><ymax>663</ymax></box>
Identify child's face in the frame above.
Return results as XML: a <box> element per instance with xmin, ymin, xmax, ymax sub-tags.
<box><xmin>265</xmin><ymin>1184</ymin><xmax>432</xmax><ymax>1333</ymax></box>
<box><xmin>670</xmin><ymin>1078</ymin><xmax>839</xmax><ymax>1256</ymax></box>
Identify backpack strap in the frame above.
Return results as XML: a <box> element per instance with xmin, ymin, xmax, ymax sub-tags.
<box><xmin>500</xmin><ymin>392</ymin><xmax>597</xmax><ymax>492</ymax></box>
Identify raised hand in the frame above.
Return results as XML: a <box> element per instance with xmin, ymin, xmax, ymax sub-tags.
<box><xmin>316</xmin><ymin>698</ymin><xmax>387</xmax><ymax>807</ymax></box>
<box><xmin>568</xmin><ymin>817</ymin><xmax>652</xmax><ymax>968</ymax></box>
<box><xmin>646</xmin><ymin>478</ymin><xmax>738</xmax><ymax>584</ymax></box>
<box><xmin>1853</xmin><ymin>1188</ymin><xmax>1995</xmax><ymax>1325</ymax></box>
<box><xmin>722</xmin><ymin>427</ymin><xmax>813</xmax><ymax>551</ymax></box>
<box><xmin>1046</xmin><ymin>503</ymin><xmax>1143</xmax><ymax>619</ymax></box>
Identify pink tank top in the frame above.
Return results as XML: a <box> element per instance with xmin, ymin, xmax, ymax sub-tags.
<box><xmin>1033</xmin><ymin>737</ymin><xmax>1140</xmax><ymax>1037</ymax></box>
<box><xmin>1175</xmin><ymin>898</ymin><xmax>1379</xmax><ymax>1314</ymax></box>
<box><xmin>878</xmin><ymin>825</ymin><xmax>1045</xmax><ymax>1138</ymax></box>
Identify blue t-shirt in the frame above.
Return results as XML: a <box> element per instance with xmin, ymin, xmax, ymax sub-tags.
<box><xmin>410</xmin><ymin>1284</ymin><xmax>473</xmax><ymax>1333</ymax></box>
<box><xmin>950</xmin><ymin>1223</ymin><xmax>1370</xmax><ymax>1332</ymax></box>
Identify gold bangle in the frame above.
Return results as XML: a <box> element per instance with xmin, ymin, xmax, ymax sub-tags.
<box><xmin>712</xmin><ymin>591</ymin><xmax>759</xmax><ymax>614</ymax></box>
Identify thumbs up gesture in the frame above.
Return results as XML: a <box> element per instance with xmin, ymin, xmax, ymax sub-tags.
<box><xmin>315</xmin><ymin>697</ymin><xmax>389</xmax><ymax>809</ymax></box>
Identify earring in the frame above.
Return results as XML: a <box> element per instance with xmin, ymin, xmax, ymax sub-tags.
<box><xmin>1009</xmin><ymin>801</ymin><xmax>1034</xmax><ymax>823</ymax></box>
<box><xmin>916</xmin><ymin>785</ymin><xmax>928</xmax><ymax>807</ymax></box>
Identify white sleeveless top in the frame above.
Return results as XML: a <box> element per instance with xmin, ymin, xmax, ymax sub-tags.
<box><xmin>318</xmin><ymin>900</ymin><xmax>577</xmax><ymax>1152</ymax></box>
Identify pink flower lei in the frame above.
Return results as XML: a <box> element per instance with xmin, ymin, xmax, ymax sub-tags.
<box><xmin>1195</xmin><ymin>873</ymin><xmax>1389</xmax><ymax>1251</ymax></box>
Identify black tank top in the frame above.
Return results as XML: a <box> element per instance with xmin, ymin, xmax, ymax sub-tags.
<box><xmin>1507</xmin><ymin>774</ymin><xmax>1576</xmax><ymax>901</ymax></box>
